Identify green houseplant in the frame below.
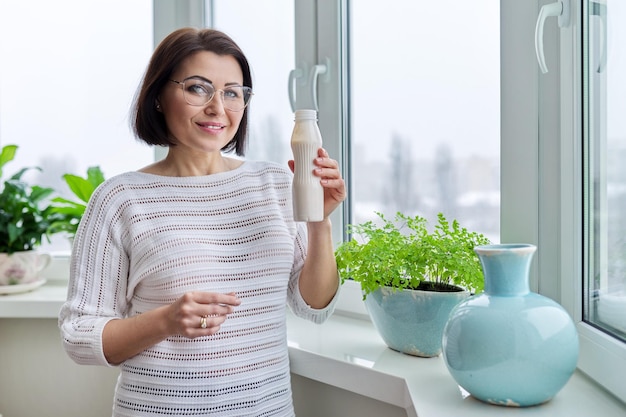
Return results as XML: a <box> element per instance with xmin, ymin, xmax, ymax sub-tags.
<box><xmin>0</xmin><ymin>144</ymin><xmax>61</xmax><ymax>254</ymax></box>
<box><xmin>50</xmin><ymin>166</ymin><xmax>105</xmax><ymax>238</ymax></box>
<box><xmin>335</xmin><ymin>211</ymin><xmax>490</xmax><ymax>357</ymax></box>
<box><xmin>0</xmin><ymin>144</ymin><xmax>58</xmax><ymax>288</ymax></box>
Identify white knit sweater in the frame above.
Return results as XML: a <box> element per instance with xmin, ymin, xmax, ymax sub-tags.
<box><xmin>59</xmin><ymin>160</ymin><xmax>338</xmax><ymax>417</ymax></box>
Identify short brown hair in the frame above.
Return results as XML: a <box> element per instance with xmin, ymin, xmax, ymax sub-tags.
<box><xmin>131</xmin><ymin>28</ymin><xmax>252</xmax><ymax>156</ymax></box>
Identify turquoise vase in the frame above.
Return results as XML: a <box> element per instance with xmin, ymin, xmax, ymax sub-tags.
<box><xmin>442</xmin><ymin>244</ymin><xmax>579</xmax><ymax>407</ymax></box>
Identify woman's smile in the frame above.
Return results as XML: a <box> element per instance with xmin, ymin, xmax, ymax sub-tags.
<box><xmin>196</xmin><ymin>121</ymin><xmax>226</xmax><ymax>133</ymax></box>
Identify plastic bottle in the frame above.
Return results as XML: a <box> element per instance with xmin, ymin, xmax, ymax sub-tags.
<box><xmin>291</xmin><ymin>109</ymin><xmax>324</xmax><ymax>222</ymax></box>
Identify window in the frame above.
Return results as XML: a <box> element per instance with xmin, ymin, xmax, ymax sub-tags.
<box><xmin>0</xmin><ymin>0</ymin><xmax>154</xmax><ymax>252</ymax></box>
<box><xmin>579</xmin><ymin>0</ymin><xmax>626</xmax><ymax>401</ymax></box>
<box><xmin>349</xmin><ymin>0</ymin><xmax>500</xmax><ymax>243</ymax></box>
<box><xmin>584</xmin><ymin>0</ymin><xmax>626</xmax><ymax>342</ymax></box>
<box><xmin>508</xmin><ymin>0</ymin><xmax>626</xmax><ymax>404</ymax></box>
<box><xmin>208</xmin><ymin>0</ymin><xmax>295</xmax><ymax>165</ymax></box>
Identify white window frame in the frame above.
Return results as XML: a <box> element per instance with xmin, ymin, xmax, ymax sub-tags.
<box><xmin>292</xmin><ymin>0</ymin><xmax>367</xmax><ymax>316</ymax></box>
<box><xmin>153</xmin><ymin>0</ymin><xmax>206</xmax><ymax>161</ymax></box>
<box><xmin>501</xmin><ymin>0</ymin><xmax>626</xmax><ymax>403</ymax></box>
<box><xmin>567</xmin><ymin>0</ymin><xmax>626</xmax><ymax>402</ymax></box>
<box><xmin>292</xmin><ymin>0</ymin><xmax>348</xmax><ymax>247</ymax></box>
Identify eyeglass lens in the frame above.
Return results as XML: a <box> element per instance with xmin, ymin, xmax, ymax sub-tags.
<box><xmin>181</xmin><ymin>79</ymin><xmax>251</xmax><ymax>111</ymax></box>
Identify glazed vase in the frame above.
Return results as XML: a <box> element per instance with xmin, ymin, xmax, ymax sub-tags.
<box><xmin>441</xmin><ymin>244</ymin><xmax>579</xmax><ymax>407</ymax></box>
<box><xmin>365</xmin><ymin>285</ymin><xmax>469</xmax><ymax>357</ymax></box>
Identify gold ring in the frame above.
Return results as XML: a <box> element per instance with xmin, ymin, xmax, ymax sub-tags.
<box><xmin>200</xmin><ymin>316</ymin><xmax>207</xmax><ymax>329</ymax></box>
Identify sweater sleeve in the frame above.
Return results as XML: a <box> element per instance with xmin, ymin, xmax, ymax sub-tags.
<box><xmin>58</xmin><ymin>178</ymin><xmax>130</xmax><ymax>367</ymax></box>
<box><xmin>286</xmin><ymin>222</ymin><xmax>340</xmax><ymax>323</ymax></box>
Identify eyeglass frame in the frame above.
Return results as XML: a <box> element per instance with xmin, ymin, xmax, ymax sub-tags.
<box><xmin>169</xmin><ymin>76</ymin><xmax>253</xmax><ymax>111</ymax></box>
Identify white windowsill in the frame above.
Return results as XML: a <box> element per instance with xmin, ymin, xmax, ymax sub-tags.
<box><xmin>1</xmin><ymin>279</ymin><xmax>624</xmax><ymax>416</ymax></box>
<box><xmin>0</xmin><ymin>279</ymin><xmax>68</xmax><ymax>318</ymax></box>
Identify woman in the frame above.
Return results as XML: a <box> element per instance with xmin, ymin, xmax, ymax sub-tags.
<box><xmin>59</xmin><ymin>27</ymin><xmax>345</xmax><ymax>417</ymax></box>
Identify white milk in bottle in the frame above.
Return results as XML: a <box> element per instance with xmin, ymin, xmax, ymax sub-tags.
<box><xmin>291</xmin><ymin>109</ymin><xmax>324</xmax><ymax>222</ymax></box>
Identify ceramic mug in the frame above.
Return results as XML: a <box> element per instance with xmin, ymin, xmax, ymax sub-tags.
<box><xmin>0</xmin><ymin>251</ymin><xmax>51</xmax><ymax>286</ymax></box>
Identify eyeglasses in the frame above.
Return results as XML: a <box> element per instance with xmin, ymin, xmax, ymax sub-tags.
<box><xmin>169</xmin><ymin>77</ymin><xmax>253</xmax><ymax>111</ymax></box>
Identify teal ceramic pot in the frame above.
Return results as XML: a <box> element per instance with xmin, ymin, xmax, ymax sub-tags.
<box><xmin>442</xmin><ymin>244</ymin><xmax>579</xmax><ymax>407</ymax></box>
<box><xmin>364</xmin><ymin>285</ymin><xmax>469</xmax><ymax>357</ymax></box>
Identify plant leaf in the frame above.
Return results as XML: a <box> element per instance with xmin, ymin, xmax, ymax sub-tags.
<box><xmin>0</xmin><ymin>144</ymin><xmax>18</xmax><ymax>178</ymax></box>
<box><xmin>86</xmin><ymin>166</ymin><xmax>105</xmax><ymax>189</ymax></box>
<box><xmin>62</xmin><ymin>166</ymin><xmax>104</xmax><ymax>203</ymax></box>
<box><xmin>63</xmin><ymin>174</ymin><xmax>95</xmax><ymax>203</ymax></box>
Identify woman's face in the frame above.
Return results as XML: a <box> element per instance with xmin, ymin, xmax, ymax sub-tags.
<box><xmin>159</xmin><ymin>51</ymin><xmax>245</xmax><ymax>154</ymax></box>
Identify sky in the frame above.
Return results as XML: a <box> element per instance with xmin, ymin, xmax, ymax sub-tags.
<box><xmin>214</xmin><ymin>0</ymin><xmax>502</xmax><ymax>161</ymax></box>
<box><xmin>1</xmin><ymin>1</ymin><xmax>623</xmax><ymax>169</ymax></box>
<box><xmin>0</xmin><ymin>0</ymin><xmax>155</xmax><ymax>180</ymax></box>
<box><xmin>1</xmin><ymin>0</ymin><xmax>500</xmax><ymax>174</ymax></box>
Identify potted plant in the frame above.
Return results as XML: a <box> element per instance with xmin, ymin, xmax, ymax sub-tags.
<box><xmin>50</xmin><ymin>166</ymin><xmax>105</xmax><ymax>239</ymax></box>
<box><xmin>335</xmin><ymin>211</ymin><xmax>490</xmax><ymax>357</ymax></box>
<box><xmin>0</xmin><ymin>144</ymin><xmax>58</xmax><ymax>290</ymax></box>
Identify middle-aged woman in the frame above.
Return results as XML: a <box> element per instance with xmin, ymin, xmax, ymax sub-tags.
<box><xmin>59</xmin><ymin>27</ymin><xmax>346</xmax><ymax>417</ymax></box>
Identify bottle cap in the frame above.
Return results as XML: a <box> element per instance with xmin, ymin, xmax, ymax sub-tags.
<box><xmin>294</xmin><ymin>109</ymin><xmax>317</xmax><ymax>120</ymax></box>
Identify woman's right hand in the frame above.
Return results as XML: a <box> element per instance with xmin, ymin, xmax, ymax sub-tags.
<box><xmin>103</xmin><ymin>291</ymin><xmax>241</xmax><ymax>365</ymax></box>
<box><xmin>166</xmin><ymin>291</ymin><xmax>242</xmax><ymax>338</ymax></box>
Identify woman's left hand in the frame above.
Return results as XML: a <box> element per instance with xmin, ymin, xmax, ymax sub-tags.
<box><xmin>289</xmin><ymin>148</ymin><xmax>346</xmax><ymax>219</ymax></box>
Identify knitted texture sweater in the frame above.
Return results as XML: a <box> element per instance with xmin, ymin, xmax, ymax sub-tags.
<box><xmin>59</xmin><ymin>160</ymin><xmax>338</xmax><ymax>417</ymax></box>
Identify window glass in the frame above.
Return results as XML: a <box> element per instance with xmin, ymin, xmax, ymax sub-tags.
<box><xmin>210</xmin><ymin>0</ymin><xmax>295</xmax><ymax>164</ymax></box>
<box><xmin>0</xmin><ymin>0</ymin><xmax>154</xmax><ymax>252</ymax></box>
<box><xmin>349</xmin><ymin>0</ymin><xmax>500</xmax><ymax>242</ymax></box>
<box><xmin>584</xmin><ymin>0</ymin><xmax>626</xmax><ymax>341</ymax></box>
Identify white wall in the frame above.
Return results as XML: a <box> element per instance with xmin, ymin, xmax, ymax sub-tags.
<box><xmin>292</xmin><ymin>374</ymin><xmax>407</xmax><ymax>417</ymax></box>
<box><xmin>0</xmin><ymin>319</ymin><xmax>404</xmax><ymax>417</ymax></box>
<box><xmin>0</xmin><ymin>319</ymin><xmax>119</xmax><ymax>417</ymax></box>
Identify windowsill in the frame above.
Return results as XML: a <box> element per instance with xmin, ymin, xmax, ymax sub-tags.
<box><xmin>0</xmin><ymin>254</ymin><xmax>70</xmax><ymax>318</ymax></box>
<box><xmin>0</xmin><ymin>279</ymin><xmax>67</xmax><ymax>318</ymax></box>
<box><xmin>2</xmin><ymin>280</ymin><xmax>624</xmax><ymax>416</ymax></box>
<box><xmin>287</xmin><ymin>311</ymin><xmax>626</xmax><ymax>417</ymax></box>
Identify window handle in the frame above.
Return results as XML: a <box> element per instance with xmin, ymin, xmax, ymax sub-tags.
<box><xmin>309</xmin><ymin>63</ymin><xmax>328</xmax><ymax>112</ymax></box>
<box><xmin>288</xmin><ymin>61</ymin><xmax>328</xmax><ymax>112</ymax></box>
<box><xmin>535</xmin><ymin>0</ymin><xmax>571</xmax><ymax>74</ymax></box>
<box><xmin>288</xmin><ymin>67</ymin><xmax>304</xmax><ymax>113</ymax></box>
<box><xmin>590</xmin><ymin>0</ymin><xmax>607</xmax><ymax>73</ymax></box>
